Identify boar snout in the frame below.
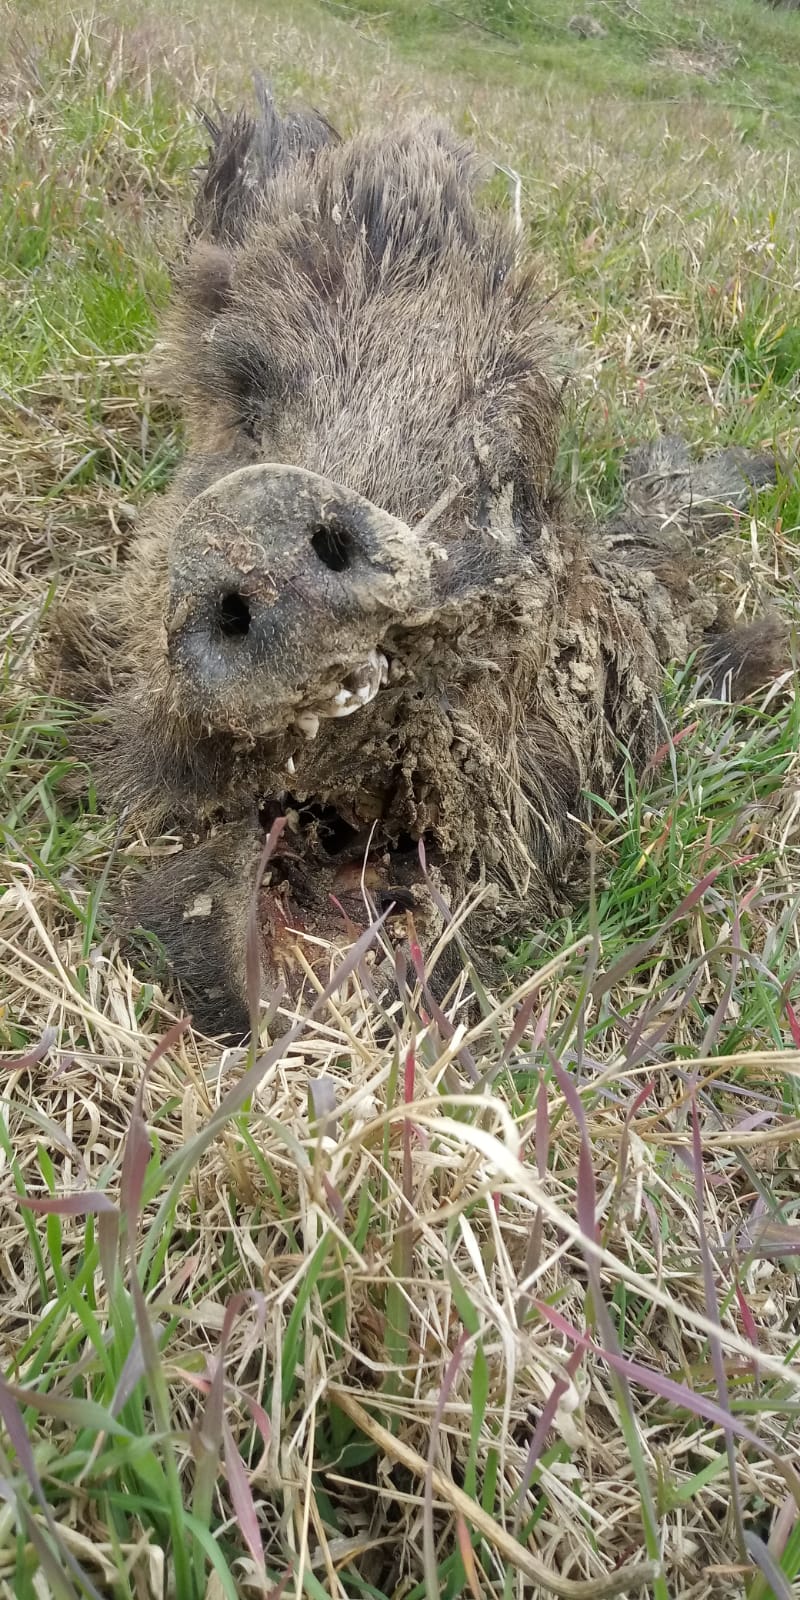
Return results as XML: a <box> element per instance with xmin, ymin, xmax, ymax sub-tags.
<box><xmin>166</xmin><ymin>463</ymin><xmax>434</xmax><ymax>734</ymax></box>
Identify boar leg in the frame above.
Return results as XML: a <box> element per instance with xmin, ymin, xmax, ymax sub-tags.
<box><xmin>697</xmin><ymin>615</ymin><xmax>792</xmax><ymax>699</ymax></box>
<box><xmin>619</xmin><ymin>434</ymin><xmax>777</xmax><ymax>539</ymax></box>
<box><xmin>603</xmin><ymin>436</ymin><xmax>789</xmax><ymax>697</ymax></box>
<box><xmin>121</xmin><ymin>822</ymin><xmax>263</xmax><ymax>1037</ymax></box>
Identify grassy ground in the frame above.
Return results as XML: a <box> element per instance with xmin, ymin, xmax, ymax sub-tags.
<box><xmin>1</xmin><ymin>1</ymin><xmax>800</xmax><ymax>1596</ymax></box>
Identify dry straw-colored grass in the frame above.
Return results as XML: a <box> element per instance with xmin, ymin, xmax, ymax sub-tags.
<box><xmin>1</xmin><ymin>2</ymin><xmax>800</xmax><ymax>1597</ymax></box>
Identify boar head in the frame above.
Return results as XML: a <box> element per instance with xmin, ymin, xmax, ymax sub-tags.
<box><xmin>152</xmin><ymin>104</ymin><xmax>562</xmax><ymax>752</ymax></box>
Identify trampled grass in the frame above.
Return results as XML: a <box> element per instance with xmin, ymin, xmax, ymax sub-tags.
<box><xmin>1</xmin><ymin>1</ymin><xmax>799</xmax><ymax>1596</ymax></box>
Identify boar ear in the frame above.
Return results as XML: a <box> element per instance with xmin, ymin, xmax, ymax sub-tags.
<box><xmin>183</xmin><ymin>242</ymin><xmax>235</xmax><ymax>317</ymax></box>
<box><xmin>194</xmin><ymin>78</ymin><xmax>339</xmax><ymax>243</ymax></box>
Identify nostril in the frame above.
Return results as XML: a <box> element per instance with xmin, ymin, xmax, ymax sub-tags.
<box><xmin>310</xmin><ymin>519</ymin><xmax>353</xmax><ymax>573</ymax></box>
<box><xmin>216</xmin><ymin>591</ymin><xmax>252</xmax><ymax>640</ymax></box>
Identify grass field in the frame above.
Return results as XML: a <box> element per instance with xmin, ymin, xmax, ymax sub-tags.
<box><xmin>2</xmin><ymin>1</ymin><xmax>800</xmax><ymax>1596</ymax></box>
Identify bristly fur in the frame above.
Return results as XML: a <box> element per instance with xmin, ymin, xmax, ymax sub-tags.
<box><xmin>193</xmin><ymin>74</ymin><xmax>339</xmax><ymax>244</ymax></box>
<box><xmin>171</xmin><ymin>109</ymin><xmax>561</xmax><ymax>523</ymax></box>
<box><xmin>49</xmin><ymin>84</ymin><xmax>790</xmax><ymax>1034</ymax></box>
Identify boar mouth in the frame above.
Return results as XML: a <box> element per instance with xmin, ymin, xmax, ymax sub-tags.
<box><xmin>256</xmin><ymin>794</ymin><xmax>439</xmax><ymax>992</ymax></box>
<box><xmin>292</xmin><ymin>647</ymin><xmax>389</xmax><ymax>739</ymax></box>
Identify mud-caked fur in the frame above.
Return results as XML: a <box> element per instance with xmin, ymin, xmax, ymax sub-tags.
<box><xmin>53</xmin><ymin>89</ymin><xmax>790</xmax><ymax>1034</ymax></box>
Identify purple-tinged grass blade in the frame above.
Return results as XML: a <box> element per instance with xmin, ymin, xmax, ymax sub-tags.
<box><xmin>548</xmin><ymin>1052</ymin><xmax>666</xmax><ymax>1593</ymax></box>
<box><xmin>0</xmin><ymin>1026</ymin><xmax>56</xmax><ymax>1071</ymax></box>
<box><xmin>145</xmin><ymin>1014</ymin><xmax>193</xmax><ymax>1073</ymax></box>
<box><xmin>744</xmin><ymin>1531</ymin><xmax>794</xmax><ymax>1600</ymax></box>
<box><xmin>768</xmin><ymin>1494</ymin><xmax>798</xmax><ymax>1565</ymax></box>
<box><xmin>518</xmin><ymin>1068</ymin><xmax>550</xmax><ymax>1317</ymax></box>
<box><xmin>18</xmin><ymin>1191</ymin><xmax>117</xmax><ymax>1216</ymax></box>
<box><xmin>321</xmin><ymin>1172</ymin><xmax>346</xmax><ymax>1224</ymax></box>
<box><xmin>645</xmin><ymin>720</ymin><xmax>699</xmax><ymax>772</ymax></box>
<box><xmin>192</xmin><ymin>1290</ymin><xmax>267</xmax><ymax>1588</ymax></box>
<box><xmin>109</xmin><ymin>1324</ymin><xmax>167</xmax><ymax>1419</ymax></box>
<box><xmin>0</xmin><ymin>1382</ymin><xmax>129</xmax><ymax>1438</ymax></box>
<box><xmin>549</xmin><ymin>1058</ymin><xmax>596</xmax><ymax>1244</ymax></box>
<box><xmin>384</xmin><ymin>1045</ymin><xmax>416</xmax><ymax>1397</ymax></box>
<box><xmin>733</xmin><ymin>1284</ymin><xmax>760</xmax><ymax>1377</ymax></box>
<box><xmin>195</xmin><ymin>1293</ymin><xmax>267</xmax><ymax>1447</ymax></box>
<box><xmin>403</xmin><ymin>1043</ymin><xmax>415</xmax><ymax>1205</ymax></box>
<box><xmin>125</xmin><ymin>1270</ymin><xmax>189</xmax><ymax>1593</ymax></box>
<box><xmin>535</xmin><ymin>1068</ymin><xmax>550</xmax><ymax>1182</ymax></box>
<box><xmin>455</xmin><ymin>1512</ymin><xmax>483</xmax><ymax>1600</ymax></box>
<box><xmin>407</xmin><ymin>927</ymin><xmax>479</xmax><ymax>1084</ymax></box>
<box><xmin>172</xmin><ymin>1368</ymin><xmax>272</xmax><ymax>1458</ymax></box>
<box><xmin>515</xmin><ymin>1344</ymin><xmax>585</xmax><ymax>1518</ymax></box>
<box><xmin>120</xmin><ymin>1096</ymin><xmax>153</xmax><ymax>1240</ymax></box>
<box><xmin>571</xmin><ymin>845</ymin><xmax>602</xmax><ymax>1079</ymax></box>
<box><xmin>690</xmin><ymin>1091</ymin><xmax>747</xmax><ymax>1559</ymax></box>
<box><xmin>240</xmin><ymin>1393</ymin><xmax>272</xmax><ymax>1452</ymax></box>
<box><xmin>499</xmin><ymin>991</ymin><xmax>539</xmax><ymax>1068</ymax></box>
<box><xmin>621</xmin><ymin>969</ymin><xmax>702</xmax><ymax>1070</ymax></box>
<box><xmin>700</xmin><ymin>887</ymin><xmax>757</xmax><ymax>1056</ymax></box>
<box><xmin>0</xmin><ymin>1376</ymin><xmax>104</xmax><ymax>1600</ymax></box>
<box><xmin>530</xmin><ymin>1297</ymin><xmax>778</xmax><ymax>1456</ymax></box>
<box><xmin>607</xmin><ymin>1078</ymin><xmax>657</xmax><ymax>1236</ymax></box>
<box><xmin>593</xmin><ymin>864</ymin><xmax>730</xmax><ymax>1000</ymax></box>
<box><xmin>117</xmin><ymin>1018</ymin><xmax>196</xmax><ymax>1594</ymax></box>
<box><xmin>223</xmin><ymin>1417</ymin><xmax>266</xmax><ymax>1579</ymax></box>
<box><xmin>424</xmin><ymin>1332</ymin><xmax>468</xmax><ymax>1600</ymax></box>
<box><xmin>122</xmin><ymin>1016</ymin><xmax>191</xmax><ymax>1231</ymax></box>
<box><xmin>0</xmin><ymin>1482</ymin><xmax>82</xmax><ymax>1600</ymax></box>
<box><xmin>783</xmin><ymin>996</ymin><xmax>800</xmax><ymax>1048</ymax></box>
<box><xmin>308</xmin><ymin>1074</ymin><xmax>338</xmax><ymax>1136</ymax></box>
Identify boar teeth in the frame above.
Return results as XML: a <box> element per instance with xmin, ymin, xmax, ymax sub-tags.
<box><xmin>323</xmin><ymin>650</ymin><xmax>389</xmax><ymax>719</ymax></box>
<box><xmin>330</xmin><ymin>691</ymin><xmax>364</xmax><ymax>718</ymax></box>
<box><xmin>299</xmin><ymin>650</ymin><xmax>390</xmax><ymax>724</ymax></box>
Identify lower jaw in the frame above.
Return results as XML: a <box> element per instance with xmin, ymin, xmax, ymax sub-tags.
<box><xmin>255</xmin><ymin>803</ymin><xmax>443</xmax><ymax>996</ymax></box>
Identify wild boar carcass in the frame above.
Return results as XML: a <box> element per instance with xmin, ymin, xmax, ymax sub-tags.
<box><xmin>54</xmin><ymin>87</ymin><xmax>786</xmax><ymax>1032</ymax></box>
